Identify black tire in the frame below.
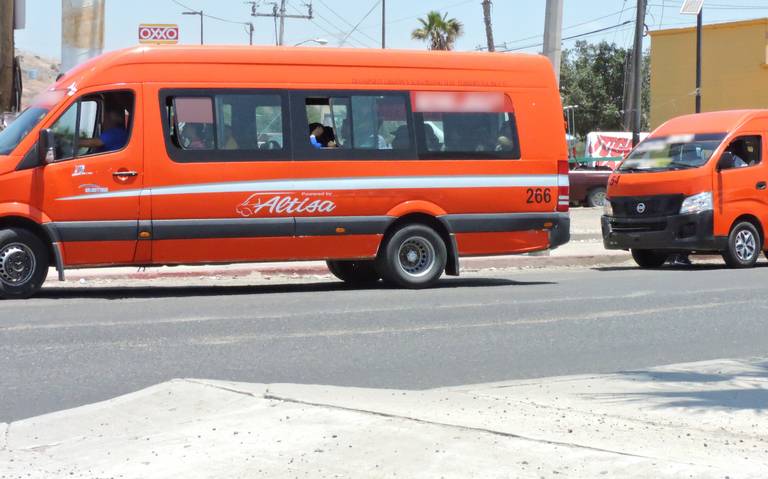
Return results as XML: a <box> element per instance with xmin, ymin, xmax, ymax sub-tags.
<box><xmin>722</xmin><ymin>221</ymin><xmax>761</xmax><ymax>269</ymax></box>
<box><xmin>376</xmin><ymin>224</ymin><xmax>447</xmax><ymax>289</ymax></box>
<box><xmin>586</xmin><ymin>187</ymin><xmax>607</xmax><ymax>208</ymax></box>
<box><xmin>326</xmin><ymin>260</ymin><xmax>380</xmax><ymax>284</ymax></box>
<box><xmin>0</xmin><ymin>228</ymin><xmax>49</xmax><ymax>300</ymax></box>
<box><xmin>631</xmin><ymin>249</ymin><xmax>669</xmax><ymax>269</ymax></box>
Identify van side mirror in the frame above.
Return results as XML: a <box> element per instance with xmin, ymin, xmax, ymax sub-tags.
<box><xmin>38</xmin><ymin>129</ymin><xmax>56</xmax><ymax>165</ymax></box>
<box><xmin>717</xmin><ymin>151</ymin><xmax>736</xmax><ymax>171</ymax></box>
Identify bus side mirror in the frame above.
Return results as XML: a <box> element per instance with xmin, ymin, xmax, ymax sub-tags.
<box><xmin>717</xmin><ymin>151</ymin><xmax>735</xmax><ymax>171</ymax></box>
<box><xmin>38</xmin><ymin>129</ymin><xmax>56</xmax><ymax>165</ymax></box>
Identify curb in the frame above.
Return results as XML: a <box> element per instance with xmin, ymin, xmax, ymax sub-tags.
<box><xmin>63</xmin><ymin>254</ymin><xmax>631</xmax><ymax>282</ymax></box>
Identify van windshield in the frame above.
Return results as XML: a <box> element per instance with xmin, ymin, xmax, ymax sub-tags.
<box><xmin>0</xmin><ymin>107</ymin><xmax>49</xmax><ymax>155</ymax></box>
<box><xmin>619</xmin><ymin>133</ymin><xmax>727</xmax><ymax>172</ymax></box>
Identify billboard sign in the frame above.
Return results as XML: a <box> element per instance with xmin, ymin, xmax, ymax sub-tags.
<box><xmin>138</xmin><ymin>24</ymin><xmax>179</xmax><ymax>44</ymax></box>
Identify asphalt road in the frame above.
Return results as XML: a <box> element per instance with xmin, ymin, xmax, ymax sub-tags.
<box><xmin>3</xmin><ymin>264</ymin><xmax>768</xmax><ymax>422</ymax></box>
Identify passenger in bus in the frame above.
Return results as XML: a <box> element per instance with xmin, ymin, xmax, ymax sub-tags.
<box><xmin>391</xmin><ymin>125</ymin><xmax>410</xmax><ymax>149</ymax></box>
<box><xmin>78</xmin><ymin>108</ymin><xmax>128</xmax><ymax>153</ymax></box>
<box><xmin>496</xmin><ymin>122</ymin><xmax>516</xmax><ymax>152</ymax></box>
<box><xmin>181</xmin><ymin>123</ymin><xmax>208</xmax><ymax>149</ymax></box>
<box><xmin>309</xmin><ymin>123</ymin><xmax>336</xmax><ymax>148</ymax></box>
<box><xmin>424</xmin><ymin>123</ymin><xmax>441</xmax><ymax>151</ymax></box>
<box><xmin>318</xmin><ymin>125</ymin><xmax>338</xmax><ymax>148</ymax></box>
<box><xmin>221</xmin><ymin>125</ymin><xmax>239</xmax><ymax>150</ymax></box>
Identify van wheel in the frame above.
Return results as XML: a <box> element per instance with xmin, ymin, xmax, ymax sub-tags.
<box><xmin>376</xmin><ymin>224</ymin><xmax>447</xmax><ymax>289</ymax></box>
<box><xmin>586</xmin><ymin>187</ymin><xmax>607</xmax><ymax>208</ymax></box>
<box><xmin>0</xmin><ymin>228</ymin><xmax>49</xmax><ymax>300</ymax></box>
<box><xmin>326</xmin><ymin>260</ymin><xmax>380</xmax><ymax>284</ymax></box>
<box><xmin>723</xmin><ymin>221</ymin><xmax>761</xmax><ymax>268</ymax></box>
<box><xmin>631</xmin><ymin>249</ymin><xmax>668</xmax><ymax>269</ymax></box>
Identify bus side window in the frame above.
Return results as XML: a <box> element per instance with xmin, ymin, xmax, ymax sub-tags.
<box><xmin>414</xmin><ymin>92</ymin><xmax>520</xmax><ymax>160</ymax></box>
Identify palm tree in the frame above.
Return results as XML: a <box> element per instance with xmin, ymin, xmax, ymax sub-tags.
<box><xmin>411</xmin><ymin>11</ymin><xmax>464</xmax><ymax>51</ymax></box>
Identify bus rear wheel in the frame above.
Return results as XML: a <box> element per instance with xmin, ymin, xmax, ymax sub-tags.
<box><xmin>631</xmin><ymin>249</ymin><xmax>668</xmax><ymax>269</ymax></box>
<box><xmin>0</xmin><ymin>228</ymin><xmax>49</xmax><ymax>300</ymax></box>
<box><xmin>326</xmin><ymin>260</ymin><xmax>380</xmax><ymax>284</ymax></box>
<box><xmin>376</xmin><ymin>224</ymin><xmax>447</xmax><ymax>289</ymax></box>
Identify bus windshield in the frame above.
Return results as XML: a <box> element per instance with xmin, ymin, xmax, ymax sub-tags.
<box><xmin>619</xmin><ymin>133</ymin><xmax>727</xmax><ymax>172</ymax></box>
<box><xmin>0</xmin><ymin>107</ymin><xmax>50</xmax><ymax>155</ymax></box>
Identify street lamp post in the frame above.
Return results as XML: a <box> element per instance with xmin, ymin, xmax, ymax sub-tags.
<box><xmin>293</xmin><ymin>38</ymin><xmax>328</xmax><ymax>47</ymax></box>
<box><xmin>182</xmin><ymin>10</ymin><xmax>204</xmax><ymax>45</ymax></box>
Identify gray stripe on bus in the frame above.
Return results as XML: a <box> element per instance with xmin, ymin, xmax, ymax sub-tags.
<box><xmin>56</xmin><ymin>175</ymin><xmax>562</xmax><ymax>201</ymax></box>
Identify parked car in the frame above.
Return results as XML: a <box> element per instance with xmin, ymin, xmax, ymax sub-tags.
<box><xmin>569</xmin><ymin>165</ymin><xmax>611</xmax><ymax>207</ymax></box>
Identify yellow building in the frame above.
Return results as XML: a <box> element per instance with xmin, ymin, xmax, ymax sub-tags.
<box><xmin>649</xmin><ymin>18</ymin><xmax>768</xmax><ymax>129</ymax></box>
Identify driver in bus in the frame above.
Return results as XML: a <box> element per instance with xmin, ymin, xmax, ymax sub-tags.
<box><xmin>78</xmin><ymin>108</ymin><xmax>129</xmax><ymax>154</ymax></box>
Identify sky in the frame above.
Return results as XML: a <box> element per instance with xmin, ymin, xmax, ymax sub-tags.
<box><xmin>14</xmin><ymin>0</ymin><xmax>768</xmax><ymax>61</ymax></box>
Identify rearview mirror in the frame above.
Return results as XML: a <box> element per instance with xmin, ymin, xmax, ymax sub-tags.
<box><xmin>717</xmin><ymin>151</ymin><xmax>735</xmax><ymax>171</ymax></box>
<box><xmin>38</xmin><ymin>129</ymin><xmax>56</xmax><ymax>165</ymax></box>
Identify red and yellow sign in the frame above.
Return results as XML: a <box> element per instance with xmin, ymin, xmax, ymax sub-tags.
<box><xmin>138</xmin><ymin>24</ymin><xmax>179</xmax><ymax>44</ymax></box>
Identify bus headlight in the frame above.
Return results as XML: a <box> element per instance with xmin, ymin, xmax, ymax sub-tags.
<box><xmin>603</xmin><ymin>200</ymin><xmax>613</xmax><ymax>216</ymax></box>
<box><xmin>679</xmin><ymin>191</ymin><xmax>713</xmax><ymax>215</ymax></box>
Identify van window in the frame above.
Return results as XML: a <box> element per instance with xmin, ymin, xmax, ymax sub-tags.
<box><xmin>173</xmin><ymin>97</ymin><xmax>215</xmax><ymax>150</ymax></box>
<box><xmin>163</xmin><ymin>90</ymin><xmax>289</xmax><ymax>162</ymax></box>
<box><xmin>302</xmin><ymin>93</ymin><xmax>412</xmax><ymax>152</ymax></box>
<box><xmin>724</xmin><ymin>136</ymin><xmax>762</xmax><ymax>169</ymax></box>
<box><xmin>215</xmin><ymin>94</ymin><xmax>284</xmax><ymax>151</ymax></box>
<box><xmin>416</xmin><ymin>111</ymin><xmax>520</xmax><ymax>159</ymax></box>
<box><xmin>412</xmin><ymin>91</ymin><xmax>520</xmax><ymax>160</ymax></box>
<box><xmin>47</xmin><ymin>90</ymin><xmax>134</xmax><ymax>161</ymax></box>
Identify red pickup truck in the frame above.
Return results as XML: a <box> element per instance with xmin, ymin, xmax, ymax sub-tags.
<box><xmin>569</xmin><ymin>166</ymin><xmax>612</xmax><ymax>207</ymax></box>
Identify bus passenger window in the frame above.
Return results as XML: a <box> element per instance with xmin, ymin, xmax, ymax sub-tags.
<box><xmin>173</xmin><ymin>97</ymin><xmax>215</xmax><ymax>150</ymax></box>
<box><xmin>215</xmin><ymin>94</ymin><xmax>284</xmax><ymax>151</ymax></box>
<box><xmin>351</xmin><ymin>95</ymin><xmax>409</xmax><ymax>150</ymax></box>
<box><xmin>413</xmin><ymin>92</ymin><xmax>520</xmax><ymax>159</ymax></box>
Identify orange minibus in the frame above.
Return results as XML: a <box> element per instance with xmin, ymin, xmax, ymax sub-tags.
<box><xmin>603</xmin><ymin>110</ymin><xmax>768</xmax><ymax>268</ymax></box>
<box><xmin>0</xmin><ymin>46</ymin><xmax>569</xmax><ymax>298</ymax></box>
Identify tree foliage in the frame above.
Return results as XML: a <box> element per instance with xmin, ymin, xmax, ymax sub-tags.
<box><xmin>412</xmin><ymin>11</ymin><xmax>464</xmax><ymax>51</ymax></box>
<box><xmin>560</xmin><ymin>40</ymin><xmax>650</xmax><ymax>138</ymax></box>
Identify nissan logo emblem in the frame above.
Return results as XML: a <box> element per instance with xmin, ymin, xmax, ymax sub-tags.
<box><xmin>636</xmin><ymin>202</ymin><xmax>647</xmax><ymax>214</ymax></box>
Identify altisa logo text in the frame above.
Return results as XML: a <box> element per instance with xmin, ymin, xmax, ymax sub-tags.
<box><xmin>237</xmin><ymin>194</ymin><xmax>336</xmax><ymax>217</ymax></box>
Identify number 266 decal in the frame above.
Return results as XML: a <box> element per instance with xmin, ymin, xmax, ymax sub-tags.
<box><xmin>526</xmin><ymin>188</ymin><xmax>552</xmax><ymax>204</ymax></box>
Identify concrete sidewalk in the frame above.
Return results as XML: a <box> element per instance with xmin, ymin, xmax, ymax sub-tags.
<box><xmin>3</xmin><ymin>357</ymin><xmax>766</xmax><ymax>478</ymax></box>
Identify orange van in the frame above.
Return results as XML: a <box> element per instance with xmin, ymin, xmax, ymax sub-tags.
<box><xmin>0</xmin><ymin>46</ymin><xmax>569</xmax><ymax>298</ymax></box>
<box><xmin>603</xmin><ymin>110</ymin><xmax>768</xmax><ymax>268</ymax></box>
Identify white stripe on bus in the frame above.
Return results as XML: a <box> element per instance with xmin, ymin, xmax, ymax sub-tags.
<box><xmin>58</xmin><ymin>175</ymin><xmax>560</xmax><ymax>201</ymax></box>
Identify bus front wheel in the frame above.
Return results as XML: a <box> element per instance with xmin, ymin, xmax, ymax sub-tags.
<box><xmin>326</xmin><ymin>260</ymin><xmax>380</xmax><ymax>284</ymax></box>
<box><xmin>0</xmin><ymin>228</ymin><xmax>49</xmax><ymax>300</ymax></box>
<box><xmin>723</xmin><ymin>221</ymin><xmax>761</xmax><ymax>269</ymax></box>
<box><xmin>377</xmin><ymin>224</ymin><xmax>447</xmax><ymax>289</ymax></box>
<box><xmin>631</xmin><ymin>249</ymin><xmax>668</xmax><ymax>269</ymax></box>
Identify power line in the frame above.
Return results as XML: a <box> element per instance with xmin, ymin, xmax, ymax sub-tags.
<box><xmin>315</xmin><ymin>0</ymin><xmax>380</xmax><ymax>45</ymax></box>
<box><xmin>339</xmin><ymin>1</ymin><xmax>381</xmax><ymax>47</ymax></box>
<box><xmin>498</xmin><ymin>20</ymin><xmax>634</xmax><ymax>52</ymax></box>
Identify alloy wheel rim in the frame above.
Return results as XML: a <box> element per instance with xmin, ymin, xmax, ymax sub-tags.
<box><xmin>397</xmin><ymin>236</ymin><xmax>436</xmax><ymax>278</ymax></box>
<box><xmin>0</xmin><ymin>243</ymin><xmax>36</xmax><ymax>286</ymax></box>
<box><xmin>735</xmin><ymin>230</ymin><xmax>757</xmax><ymax>262</ymax></box>
<box><xmin>593</xmin><ymin>191</ymin><xmax>607</xmax><ymax>206</ymax></box>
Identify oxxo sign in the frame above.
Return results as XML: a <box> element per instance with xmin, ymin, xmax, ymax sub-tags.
<box><xmin>138</xmin><ymin>24</ymin><xmax>179</xmax><ymax>44</ymax></box>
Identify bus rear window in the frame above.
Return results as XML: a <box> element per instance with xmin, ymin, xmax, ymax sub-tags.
<box><xmin>413</xmin><ymin>91</ymin><xmax>520</xmax><ymax>160</ymax></box>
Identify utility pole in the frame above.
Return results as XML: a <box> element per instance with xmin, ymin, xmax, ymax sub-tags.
<box><xmin>252</xmin><ymin>0</ymin><xmax>312</xmax><ymax>46</ymax></box>
<box><xmin>542</xmin><ymin>0</ymin><xmax>563</xmax><ymax>83</ymax></box>
<box><xmin>629</xmin><ymin>0</ymin><xmax>646</xmax><ymax>147</ymax></box>
<box><xmin>0</xmin><ymin>0</ymin><xmax>14</xmax><ymax>112</ymax></box>
<box><xmin>695</xmin><ymin>9</ymin><xmax>702</xmax><ymax>113</ymax></box>
<box><xmin>181</xmin><ymin>9</ymin><xmax>204</xmax><ymax>45</ymax></box>
<box><xmin>482</xmin><ymin>0</ymin><xmax>495</xmax><ymax>52</ymax></box>
<box><xmin>381</xmin><ymin>0</ymin><xmax>385</xmax><ymax>49</ymax></box>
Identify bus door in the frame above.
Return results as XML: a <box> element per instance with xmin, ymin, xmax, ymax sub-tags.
<box><xmin>40</xmin><ymin>86</ymin><xmax>142</xmax><ymax>266</ymax></box>
<box><xmin>149</xmin><ymin>88</ymin><xmax>296</xmax><ymax>264</ymax></box>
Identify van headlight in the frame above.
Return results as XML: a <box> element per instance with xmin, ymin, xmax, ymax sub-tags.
<box><xmin>679</xmin><ymin>191</ymin><xmax>713</xmax><ymax>215</ymax></box>
<box><xmin>603</xmin><ymin>200</ymin><xmax>613</xmax><ymax>216</ymax></box>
